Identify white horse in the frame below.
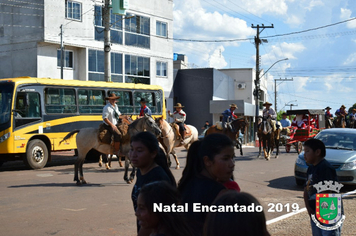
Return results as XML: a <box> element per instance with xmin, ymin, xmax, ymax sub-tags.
<box><xmin>155</xmin><ymin>117</ymin><xmax>198</xmax><ymax>169</ymax></box>
<box><xmin>60</xmin><ymin>115</ymin><xmax>161</xmax><ymax>185</ymax></box>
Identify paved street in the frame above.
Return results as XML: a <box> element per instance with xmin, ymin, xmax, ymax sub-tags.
<box><xmin>0</xmin><ymin>147</ymin><xmax>355</xmax><ymax>236</ymax></box>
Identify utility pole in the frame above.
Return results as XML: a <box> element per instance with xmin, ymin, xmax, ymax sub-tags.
<box><xmin>60</xmin><ymin>24</ymin><xmax>64</xmax><ymax>79</ymax></box>
<box><xmin>286</xmin><ymin>103</ymin><xmax>298</xmax><ymax>110</ymax></box>
<box><xmin>274</xmin><ymin>77</ymin><xmax>293</xmax><ymax>112</ymax></box>
<box><xmin>251</xmin><ymin>24</ymin><xmax>274</xmax><ymax>140</ymax></box>
<box><xmin>103</xmin><ymin>0</ymin><xmax>111</xmax><ymax>82</ymax></box>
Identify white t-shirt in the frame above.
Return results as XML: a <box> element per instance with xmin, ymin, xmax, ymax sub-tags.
<box><xmin>102</xmin><ymin>103</ymin><xmax>121</xmax><ymax>126</ymax></box>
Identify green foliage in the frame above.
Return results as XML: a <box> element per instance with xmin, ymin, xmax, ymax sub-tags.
<box><xmin>348</xmin><ymin>103</ymin><xmax>356</xmax><ymax>114</ymax></box>
<box><xmin>277</xmin><ymin>110</ymin><xmax>285</xmax><ymax>121</ymax></box>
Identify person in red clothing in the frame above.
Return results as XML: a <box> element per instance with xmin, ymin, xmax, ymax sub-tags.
<box><xmin>138</xmin><ymin>98</ymin><xmax>152</xmax><ymax>117</ymax></box>
<box><xmin>325</xmin><ymin>106</ymin><xmax>333</xmax><ymax>128</ymax></box>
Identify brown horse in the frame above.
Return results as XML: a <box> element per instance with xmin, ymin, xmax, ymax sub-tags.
<box><xmin>205</xmin><ymin>118</ymin><xmax>248</xmax><ymax>155</ymax></box>
<box><xmin>257</xmin><ymin>118</ymin><xmax>281</xmax><ymax>160</ymax></box>
<box><xmin>334</xmin><ymin>115</ymin><xmax>346</xmax><ymax>128</ymax></box>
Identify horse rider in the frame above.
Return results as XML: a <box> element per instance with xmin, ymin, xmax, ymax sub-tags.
<box><xmin>262</xmin><ymin>102</ymin><xmax>277</xmax><ymax>131</ymax></box>
<box><xmin>325</xmin><ymin>106</ymin><xmax>333</xmax><ymax>128</ymax></box>
<box><xmin>222</xmin><ymin>104</ymin><xmax>238</xmax><ymax>131</ymax></box>
<box><xmin>335</xmin><ymin>105</ymin><xmax>348</xmax><ymax>124</ymax></box>
<box><xmin>349</xmin><ymin>108</ymin><xmax>356</xmax><ymax>125</ymax></box>
<box><xmin>139</xmin><ymin>98</ymin><xmax>152</xmax><ymax>117</ymax></box>
<box><xmin>168</xmin><ymin>103</ymin><xmax>186</xmax><ymax>144</ymax></box>
<box><xmin>280</xmin><ymin>112</ymin><xmax>291</xmax><ymax>134</ymax></box>
<box><xmin>102</xmin><ymin>93</ymin><xmax>122</xmax><ymax>155</ymax></box>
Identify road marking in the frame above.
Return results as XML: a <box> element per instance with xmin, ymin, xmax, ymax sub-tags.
<box><xmin>36</xmin><ymin>173</ymin><xmax>53</xmax><ymax>177</ymax></box>
<box><xmin>63</xmin><ymin>208</ymin><xmax>87</xmax><ymax>212</ymax></box>
<box><xmin>267</xmin><ymin>208</ymin><xmax>306</xmax><ymax>225</ymax></box>
<box><xmin>266</xmin><ymin>189</ymin><xmax>356</xmax><ymax>225</ymax></box>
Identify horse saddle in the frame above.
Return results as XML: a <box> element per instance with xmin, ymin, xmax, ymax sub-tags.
<box><xmin>215</xmin><ymin>121</ymin><xmax>233</xmax><ymax>131</ymax></box>
<box><xmin>98</xmin><ymin>121</ymin><xmax>129</xmax><ymax>145</ymax></box>
<box><xmin>170</xmin><ymin>123</ymin><xmax>192</xmax><ymax>140</ymax></box>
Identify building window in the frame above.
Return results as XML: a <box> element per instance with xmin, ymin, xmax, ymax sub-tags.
<box><xmin>65</xmin><ymin>0</ymin><xmax>81</xmax><ymax>21</ymax></box>
<box><xmin>88</xmin><ymin>49</ymin><xmax>123</xmax><ymax>82</ymax></box>
<box><xmin>125</xmin><ymin>14</ymin><xmax>150</xmax><ymax>49</ymax></box>
<box><xmin>156</xmin><ymin>61</ymin><xmax>167</xmax><ymax>77</ymax></box>
<box><xmin>125</xmin><ymin>55</ymin><xmax>150</xmax><ymax>84</ymax></box>
<box><xmin>94</xmin><ymin>6</ymin><xmax>123</xmax><ymax>44</ymax></box>
<box><xmin>156</xmin><ymin>21</ymin><xmax>167</xmax><ymax>38</ymax></box>
<box><xmin>57</xmin><ymin>50</ymin><xmax>73</xmax><ymax>68</ymax></box>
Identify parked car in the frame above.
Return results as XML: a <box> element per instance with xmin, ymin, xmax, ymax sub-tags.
<box><xmin>294</xmin><ymin>128</ymin><xmax>356</xmax><ymax>186</ymax></box>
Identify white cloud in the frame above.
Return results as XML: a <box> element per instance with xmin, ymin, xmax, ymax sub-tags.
<box><xmin>260</xmin><ymin>42</ymin><xmax>306</xmax><ymax>69</ymax></box>
<box><xmin>208</xmin><ymin>46</ymin><xmax>228</xmax><ymax>68</ymax></box>
<box><xmin>173</xmin><ymin>0</ymin><xmax>255</xmax><ymax>39</ymax></box>
<box><xmin>285</xmin><ymin>14</ymin><xmax>303</xmax><ymax>26</ymax></box>
<box><xmin>236</xmin><ymin>0</ymin><xmax>289</xmax><ymax>16</ymax></box>
<box><xmin>340</xmin><ymin>8</ymin><xmax>356</xmax><ymax>28</ymax></box>
<box><xmin>343</xmin><ymin>52</ymin><xmax>356</xmax><ymax>65</ymax></box>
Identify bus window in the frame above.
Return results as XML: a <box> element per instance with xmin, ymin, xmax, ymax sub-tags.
<box><xmin>14</xmin><ymin>92</ymin><xmax>41</xmax><ymax>127</ymax></box>
<box><xmin>154</xmin><ymin>90</ymin><xmax>163</xmax><ymax>114</ymax></box>
<box><xmin>133</xmin><ymin>91</ymin><xmax>154</xmax><ymax>114</ymax></box>
<box><xmin>45</xmin><ymin>88</ymin><xmax>77</xmax><ymax>114</ymax></box>
<box><xmin>109</xmin><ymin>90</ymin><xmax>133</xmax><ymax>114</ymax></box>
<box><xmin>78</xmin><ymin>89</ymin><xmax>105</xmax><ymax>114</ymax></box>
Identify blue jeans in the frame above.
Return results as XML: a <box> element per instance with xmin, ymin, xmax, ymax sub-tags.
<box><xmin>310</xmin><ymin>219</ymin><xmax>342</xmax><ymax>236</ymax></box>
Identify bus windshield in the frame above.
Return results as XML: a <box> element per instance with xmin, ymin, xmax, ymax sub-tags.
<box><xmin>0</xmin><ymin>83</ymin><xmax>14</xmax><ymax>125</ymax></box>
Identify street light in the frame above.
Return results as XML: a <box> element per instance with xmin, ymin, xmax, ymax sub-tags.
<box><xmin>254</xmin><ymin>57</ymin><xmax>289</xmax><ymax>140</ymax></box>
<box><xmin>285</xmin><ymin>100</ymin><xmax>298</xmax><ymax>110</ymax></box>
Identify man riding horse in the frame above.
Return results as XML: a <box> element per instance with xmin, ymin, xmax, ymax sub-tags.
<box><xmin>349</xmin><ymin>108</ymin><xmax>356</xmax><ymax>128</ymax></box>
<box><xmin>261</xmin><ymin>102</ymin><xmax>277</xmax><ymax>131</ymax></box>
<box><xmin>222</xmin><ymin>104</ymin><xmax>238</xmax><ymax>131</ymax></box>
<box><xmin>325</xmin><ymin>106</ymin><xmax>333</xmax><ymax>128</ymax></box>
<box><xmin>168</xmin><ymin>103</ymin><xmax>186</xmax><ymax>145</ymax></box>
<box><xmin>335</xmin><ymin>105</ymin><xmax>348</xmax><ymax>128</ymax></box>
<box><xmin>102</xmin><ymin>93</ymin><xmax>124</xmax><ymax>155</ymax></box>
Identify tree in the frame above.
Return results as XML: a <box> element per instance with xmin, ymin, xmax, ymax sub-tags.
<box><xmin>348</xmin><ymin>103</ymin><xmax>356</xmax><ymax>114</ymax></box>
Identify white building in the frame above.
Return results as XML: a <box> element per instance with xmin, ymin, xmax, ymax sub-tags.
<box><xmin>0</xmin><ymin>0</ymin><xmax>174</xmax><ymax>108</ymax></box>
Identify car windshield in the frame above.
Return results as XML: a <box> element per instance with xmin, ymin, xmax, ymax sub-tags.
<box><xmin>316</xmin><ymin>132</ymin><xmax>356</xmax><ymax>150</ymax></box>
<box><xmin>0</xmin><ymin>83</ymin><xmax>14</xmax><ymax>125</ymax></box>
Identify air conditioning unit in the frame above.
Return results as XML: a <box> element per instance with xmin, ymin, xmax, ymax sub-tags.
<box><xmin>237</xmin><ymin>83</ymin><xmax>246</xmax><ymax>90</ymax></box>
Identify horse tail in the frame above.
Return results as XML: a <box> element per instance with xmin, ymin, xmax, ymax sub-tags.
<box><xmin>59</xmin><ymin>130</ymin><xmax>80</xmax><ymax>145</ymax></box>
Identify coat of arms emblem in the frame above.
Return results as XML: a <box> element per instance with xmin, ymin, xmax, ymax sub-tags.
<box><xmin>311</xmin><ymin>181</ymin><xmax>345</xmax><ymax>230</ymax></box>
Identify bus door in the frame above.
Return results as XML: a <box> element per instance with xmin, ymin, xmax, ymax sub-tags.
<box><xmin>14</xmin><ymin>92</ymin><xmax>42</xmax><ymax>128</ymax></box>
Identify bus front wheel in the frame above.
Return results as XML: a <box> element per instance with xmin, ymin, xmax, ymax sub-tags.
<box><xmin>24</xmin><ymin>140</ymin><xmax>48</xmax><ymax>169</ymax></box>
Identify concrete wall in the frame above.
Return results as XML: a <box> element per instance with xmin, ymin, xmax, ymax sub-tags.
<box><xmin>173</xmin><ymin>69</ymin><xmax>214</xmax><ymax>131</ymax></box>
<box><xmin>0</xmin><ymin>0</ymin><xmax>44</xmax><ymax>78</ymax></box>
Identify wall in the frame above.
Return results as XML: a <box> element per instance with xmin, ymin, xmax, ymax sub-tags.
<box><xmin>173</xmin><ymin>68</ymin><xmax>214</xmax><ymax>131</ymax></box>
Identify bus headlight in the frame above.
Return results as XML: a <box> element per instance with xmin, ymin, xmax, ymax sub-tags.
<box><xmin>0</xmin><ymin>132</ymin><xmax>10</xmax><ymax>143</ymax></box>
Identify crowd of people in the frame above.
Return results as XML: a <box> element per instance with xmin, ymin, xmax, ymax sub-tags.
<box><xmin>101</xmin><ymin>94</ymin><xmax>346</xmax><ymax>235</ymax></box>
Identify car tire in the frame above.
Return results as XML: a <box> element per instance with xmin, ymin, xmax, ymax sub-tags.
<box><xmin>24</xmin><ymin>139</ymin><xmax>48</xmax><ymax>169</ymax></box>
<box><xmin>295</xmin><ymin>178</ymin><xmax>305</xmax><ymax>186</ymax></box>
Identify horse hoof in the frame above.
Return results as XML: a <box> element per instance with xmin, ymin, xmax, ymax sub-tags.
<box><xmin>76</xmin><ymin>181</ymin><xmax>82</xmax><ymax>186</ymax></box>
<box><xmin>275</xmin><ymin>155</ymin><xmax>278</xmax><ymax>159</ymax></box>
<box><xmin>81</xmin><ymin>180</ymin><xmax>87</xmax><ymax>184</ymax></box>
<box><xmin>99</xmin><ymin>163</ymin><xmax>102</xmax><ymax>167</ymax></box>
<box><xmin>119</xmin><ymin>163</ymin><xmax>123</xmax><ymax>167</ymax></box>
<box><xmin>105</xmin><ymin>164</ymin><xmax>110</xmax><ymax>170</ymax></box>
<box><xmin>175</xmin><ymin>166</ymin><xmax>180</xmax><ymax>170</ymax></box>
<box><xmin>126</xmin><ymin>180</ymin><xmax>132</xmax><ymax>184</ymax></box>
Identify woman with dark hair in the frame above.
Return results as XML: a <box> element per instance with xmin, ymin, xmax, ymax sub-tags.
<box><xmin>136</xmin><ymin>181</ymin><xmax>195</xmax><ymax>236</ymax></box>
<box><xmin>130</xmin><ymin>132</ymin><xmax>176</xmax><ymax>235</ymax></box>
<box><xmin>203</xmin><ymin>191</ymin><xmax>270</xmax><ymax>236</ymax></box>
<box><xmin>178</xmin><ymin>133</ymin><xmax>235</xmax><ymax>235</ymax></box>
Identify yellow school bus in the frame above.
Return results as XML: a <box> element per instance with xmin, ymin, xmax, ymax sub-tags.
<box><xmin>0</xmin><ymin>77</ymin><xmax>166</xmax><ymax>169</ymax></box>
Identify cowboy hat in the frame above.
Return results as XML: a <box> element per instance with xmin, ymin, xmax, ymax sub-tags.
<box><xmin>105</xmin><ymin>93</ymin><xmax>120</xmax><ymax>100</ymax></box>
<box><xmin>282</xmin><ymin>112</ymin><xmax>287</xmax><ymax>116</ymax></box>
<box><xmin>140</xmin><ymin>98</ymin><xmax>147</xmax><ymax>103</ymax></box>
<box><xmin>325</xmin><ymin>106</ymin><xmax>332</xmax><ymax>110</ymax></box>
<box><xmin>230</xmin><ymin>103</ymin><xmax>238</xmax><ymax>108</ymax></box>
<box><xmin>263</xmin><ymin>102</ymin><xmax>272</xmax><ymax>106</ymax></box>
<box><xmin>340</xmin><ymin>105</ymin><xmax>346</xmax><ymax>109</ymax></box>
<box><xmin>174</xmin><ymin>103</ymin><xmax>184</xmax><ymax>108</ymax></box>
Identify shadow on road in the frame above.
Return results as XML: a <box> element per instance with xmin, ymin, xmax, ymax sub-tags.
<box><xmin>267</xmin><ymin>176</ymin><xmax>304</xmax><ymax>191</ymax></box>
<box><xmin>8</xmin><ymin>182</ymin><xmax>104</xmax><ymax>188</ymax></box>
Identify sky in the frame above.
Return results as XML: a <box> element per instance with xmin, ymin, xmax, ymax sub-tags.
<box><xmin>172</xmin><ymin>0</ymin><xmax>356</xmax><ymax>113</ymax></box>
